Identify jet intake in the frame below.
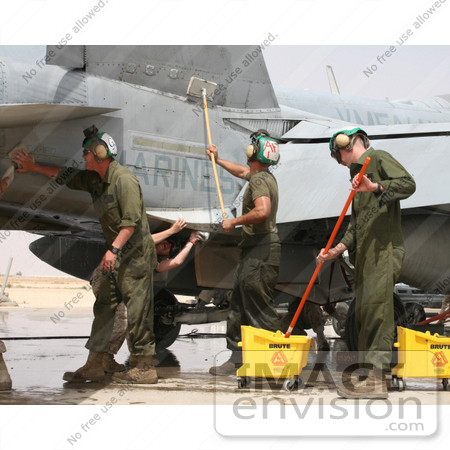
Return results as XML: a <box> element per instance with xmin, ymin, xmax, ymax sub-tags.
<box><xmin>29</xmin><ymin>235</ymin><xmax>104</xmax><ymax>280</ymax></box>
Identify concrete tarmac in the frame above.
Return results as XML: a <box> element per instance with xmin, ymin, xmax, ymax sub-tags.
<box><xmin>0</xmin><ymin>305</ymin><xmax>449</xmax><ymax>406</ymax></box>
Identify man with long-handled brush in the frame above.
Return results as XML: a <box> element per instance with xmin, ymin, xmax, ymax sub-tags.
<box><xmin>318</xmin><ymin>128</ymin><xmax>416</xmax><ymax>399</ymax></box>
<box><xmin>207</xmin><ymin>130</ymin><xmax>282</xmax><ymax>376</ymax></box>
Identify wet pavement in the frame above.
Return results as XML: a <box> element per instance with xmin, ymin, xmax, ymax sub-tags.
<box><xmin>0</xmin><ymin>306</ymin><xmax>449</xmax><ymax>405</ymax></box>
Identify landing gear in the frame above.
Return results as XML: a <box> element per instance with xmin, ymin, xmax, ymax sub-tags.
<box><xmin>332</xmin><ymin>302</ymin><xmax>350</xmax><ymax>338</ymax></box>
<box><xmin>404</xmin><ymin>301</ymin><xmax>426</xmax><ymax>327</ymax></box>
<box><xmin>345</xmin><ymin>293</ymin><xmax>407</xmax><ymax>353</ymax></box>
<box><xmin>154</xmin><ymin>288</ymin><xmax>182</xmax><ymax>350</ymax></box>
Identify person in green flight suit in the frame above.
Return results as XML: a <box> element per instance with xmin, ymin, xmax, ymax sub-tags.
<box><xmin>207</xmin><ymin>130</ymin><xmax>282</xmax><ymax>376</ymax></box>
<box><xmin>12</xmin><ymin>125</ymin><xmax>159</xmax><ymax>384</ymax></box>
<box><xmin>318</xmin><ymin>128</ymin><xmax>416</xmax><ymax>399</ymax></box>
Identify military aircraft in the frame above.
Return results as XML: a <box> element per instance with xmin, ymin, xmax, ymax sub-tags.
<box><xmin>0</xmin><ymin>45</ymin><xmax>449</xmax><ymax>348</ymax></box>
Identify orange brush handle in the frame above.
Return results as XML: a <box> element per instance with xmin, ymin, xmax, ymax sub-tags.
<box><xmin>285</xmin><ymin>157</ymin><xmax>371</xmax><ymax>338</ymax></box>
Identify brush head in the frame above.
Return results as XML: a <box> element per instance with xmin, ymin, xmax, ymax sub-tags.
<box><xmin>187</xmin><ymin>77</ymin><xmax>217</xmax><ymax>100</ymax></box>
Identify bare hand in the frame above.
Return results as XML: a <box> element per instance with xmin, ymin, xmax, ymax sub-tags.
<box><xmin>206</xmin><ymin>144</ymin><xmax>218</xmax><ymax>161</ymax></box>
<box><xmin>11</xmin><ymin>149</ymin><xmax>35</xmax><ymax>173</ymax></box>
<box><xmin>101</xmin><ymin>250</ymin><xmax>118</xmax><ymax>273</ymax></box>
<box><xmin>350</xmin><ymin>174</ymin><xmax>376</xmax><ymax>192</ymax></box>
<box><xmin>317</xmin><ymin>248</ymin><xmax>334</xmax><ymax>264</ymax></box>
<box><xmin>170</xmin><ymin>217</ymin><xmax>186</xmax><ymax>234</ymax></box>
<box><xmin>221</xmin><ymin>219</ymin><xmax>234</xmax><ymax>233</ymax></box>
<box><xmin>0</xmin><ymin>177</ymin><xmax>9</xmax><ymax>195</ymax></box>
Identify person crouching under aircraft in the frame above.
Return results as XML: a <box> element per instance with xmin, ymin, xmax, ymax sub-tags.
<box><xmin>318</xmin><ymin>128</ymin><xmax>415</xmax><ymax>399</ymax></box>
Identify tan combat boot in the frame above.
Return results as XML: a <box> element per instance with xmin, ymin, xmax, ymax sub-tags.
<box><xmin>209</xmin><ymin>361</ymin><xmax>239</xmax><ymax>376</ymax></box>
<box><xmin>0</xmin><ymin>341</ymin><xmax>12</xmax><ymax>391</ymax></box>
<box><xmin>112</xmin><ymin>355</ymin><xmax>158</xmax><ymax>384</ymax></box>
<box><xmin>337</xmin><ymin>368</ymin><xmax>388</xmax><ymax>399</ymax></box>
<box><xmin>209</xmin><ymin>351</ymin><xmax>242</xmax><ymax>376</ymax></box>
<box><xmin>102</xmin><ymin>353</ymin><xmax>126</xmax><ymax>373</ymax></box>
<box><xmin>63</xmin><ymin>351</ymin><xmax>106</xmax><ymax>382</ymax></box>
<box><xmin>129</xmin><ymin>354</ymin><xmax>138</xmax><ymax>368</ymax></box>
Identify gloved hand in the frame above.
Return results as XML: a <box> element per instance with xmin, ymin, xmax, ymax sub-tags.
<box><xmin>195</xmin><ymin>231</ymin><xmax>210</xmax><ymax>242</ymax></box>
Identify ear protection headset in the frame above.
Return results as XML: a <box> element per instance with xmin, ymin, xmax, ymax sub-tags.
<box><xmin>246</xmin><ymin>129</ymin><xmax>280</xmax><ymax>165</ymax></box>
<box><xmin>329</xmin><ymin>127</ymin><xmax>370</xmax><ymax>164</ymax></box>
<box><xmin>82</xmin><ymin>125</ymin><xmax>118</xmax><ymax>163</ymax></box>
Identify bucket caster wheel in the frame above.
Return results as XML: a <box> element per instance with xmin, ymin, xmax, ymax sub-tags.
<box><xmin>397</xmin><ymin>378</ymin><xmax>405</xmax><ymax>392</ymax></box>
<box><xmin>443</xmin><ymin>378</ymin><xmax>448</xmax><ymax>391</ymax></box>
<box><xmin>391</xmin><ymin>375</ymin><xmax>398</xmax><ymax>388</ymax></box>
<box><xmin>237</xmin><ymin>377</ymin><xmax>251</xmax><ymax>389</ymax></box>
<box><xmin>283</xmin><ymin>378</ymin><xmax>297</xmax><ymax>392</ymax></box>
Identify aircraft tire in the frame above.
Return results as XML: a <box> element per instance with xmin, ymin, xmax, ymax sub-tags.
<box><xmin>332</xmin><ymin>302</ymin><xmax>350</xmax><ymax>338</ymax></box>
<box><xmin>345</xmin><ymin>293</ymin><xmax>407</xmax><ymax>355</ymax></box>
<box><xmin>154</xmin><ymin>288</ymin><xmax>182</xmax><ymax>350</ymax></box>
<box><xmin>404</xmin><ymin>301</ymin><xmax>426</xmax><ymax>327</ymax></box>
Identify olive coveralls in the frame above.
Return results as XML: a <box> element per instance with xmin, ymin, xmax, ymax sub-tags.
<box><xmin>62</xmin><ymin>160</ymin><xmax>158</xmax><ymax>356</ymax></box>
<box><xmin>227</xmin><ymin>170</ymin><xmax>282</xmax><ymax>359</ymax></box>
<box><xmin>340</xmin><ymin>148</ymin><xmax>416</xmax><ymax>369</ymax></box>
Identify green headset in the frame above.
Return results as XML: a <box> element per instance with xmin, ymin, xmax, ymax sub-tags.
<box><xmin>329</xmin><ymin>128</ymin><xmax>370</xmax><ymax>164</ymax></box>
<box><xmin>82</xmin><ymin>125</ymin><xmax>118</xmax><ymax>163</ymax></box>
<box><xmin>246</xmin><ymin>129</ymin><xmax>280</xmax><ymax>165</ymax></box>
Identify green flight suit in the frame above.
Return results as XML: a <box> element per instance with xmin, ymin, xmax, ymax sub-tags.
<box><xmin>227</xmin><ymin>170</ymin><xmax>282</xmax><ymax>357</ymax></box>
<box><xmin>62</xmin><ymin>160</ymin><xmax>158</xmax><ymax>356</ymax></box>
<box><xmin>340</xmin><ymin>147</ymin><xmax>416</xmax><ymax>369</ymax></box>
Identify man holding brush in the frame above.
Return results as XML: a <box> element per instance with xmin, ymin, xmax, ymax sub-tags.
<box><xmin>207</xmin><ymin>130</ymin><xmax>281</xmax><ymax>376</ymax></box>
<box><xmin>318</xmin><ymin>128</ymin><xmax>416</xmax><ymax>398</ymax></box>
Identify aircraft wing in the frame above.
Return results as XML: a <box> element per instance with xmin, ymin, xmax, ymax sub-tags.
<box><xmin>282</xmin><ymin>118</ymin><xmax>450</xmax><ymax>141</ymax></box>
<box><xmin>274</xmin><ymin>134</ymin><xmax>450</xmax><ymax>225</ymax></box>
<box><xmin>147</xmin><ymin>207</ymin><xmax>236</xmax><ymax>232</ymax></box>
<box><xmin>0</xmin><ymin>104</ymin><xmax>119</xmax><ymax>128</ymax></box>
<box><xmin>223</xmin><ymin>119</ymin><xmax>450</xmax><ymax>226</ymax></box>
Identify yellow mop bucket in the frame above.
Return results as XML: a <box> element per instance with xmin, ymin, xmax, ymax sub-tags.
<box><xmin>236</xmin><ymin>326</ymin><xmax>313</xmax><ymax>390</ymax></box>
<box><xmin>392</xmin><ymin>326</ymin><xmax>450</xmax><ymax>391</ymax></box>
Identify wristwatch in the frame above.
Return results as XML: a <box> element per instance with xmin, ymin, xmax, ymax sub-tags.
<box><xmin>109</xmin><ymin>245</ymin><xmax>120</xmax><ymax>255</ymax></box>
<box><xmin>374</xmin><ymin>182</ymin><xmax>382</xmax><ymax>194</ymax></box>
